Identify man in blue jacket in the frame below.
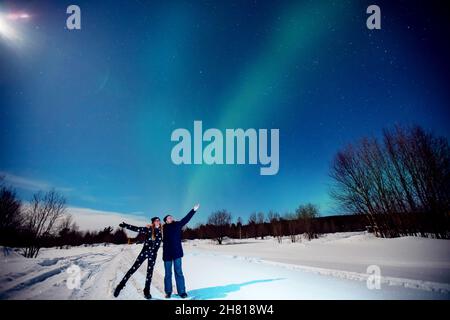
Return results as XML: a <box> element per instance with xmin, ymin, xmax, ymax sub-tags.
<box><xmin>163</xmin><ymin>203</ymin><xmax>200</xmax><ymax>298</ymax></box>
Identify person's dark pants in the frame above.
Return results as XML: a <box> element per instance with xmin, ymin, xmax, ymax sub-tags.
<box><xmin>119</xmin><ymin>250</ymin><xmax>156</xmax><ymax>292</ymax></box>
<box><xmin>164</xmin><ymin>258</ymin><xmax>186</xmax><ymax>295</ymax></box>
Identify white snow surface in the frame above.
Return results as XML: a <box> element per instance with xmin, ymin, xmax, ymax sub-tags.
<box><xmin>0</xmin><ymin>232</ymin><xmax>449</xmax><ymax>300</ymax></box>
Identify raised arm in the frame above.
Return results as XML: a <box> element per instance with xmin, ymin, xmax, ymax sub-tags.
<box><xmin>119</xmin><ymin>222</ymin><xmax>148</xmax><ymax>233</ymax></box>
<box><xmin>179</xmin><ymin>204</ymin><xmax>200</xmax><ymax>227</ymax></box>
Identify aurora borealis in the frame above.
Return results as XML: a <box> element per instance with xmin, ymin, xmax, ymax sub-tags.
<box><xmin>1</xmin><ymin>0</ymin><xmax>449</xmax><ymax>225</ymax></box>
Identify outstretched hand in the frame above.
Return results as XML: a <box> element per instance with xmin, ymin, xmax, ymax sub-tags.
<box><xmin>193</xmin><ymin>203</ymin><xmax>200</xmax><ymax>211</ymax></box>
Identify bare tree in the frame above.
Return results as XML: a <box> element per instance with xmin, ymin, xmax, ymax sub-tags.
<box><xmin>268</xmin><ymin>211</ymin><xmax>283</xmax><ymax>243</ymax></box>
<box><xmin>57</xmin><ymin>214</ymin><xmax>81</xmax><ymax>247</ymax></box>
<box><xmin>330</xmin><ymin>125</ymin><xmax>450</xmax><ymax>238</ymax></box>
<box><xmin>284</xmin><ymin>212</ymin><xmax>298</xmax><ymax>243</ymax></box>
<box><xmin>0</xmin><ymin>178</ymin><xmax>23</xmax><ymax>245</ymax></box>
<box><xmin>248</xmin><ymin>212</ymin><xmax>258</xmax><ymax>239</ymax></box>
<box><xmin>236</xmin><ymin>217</ymin><xmax>243</xmax><ymax>240</ymax></box>
<box><xmin>256</xmin><ymin>212</ymin><xmax>266</xmax><ymax>239</ymax></box>
<box><xmin>58</xmin><ymin>214</ymin><xmax>73</xmax><ymax>233</ymax></box>
<box><xmin>296</xmin><ymin>203</ymin><xmax>319</xmax><ymax>240</ymax></box>
<box><xmin>207</xmin><ymin>210</ymin><xmax>232</xmax><ymax>244</ymax></box>
<box><xmin>23</xmin><ymin>189</ymin><xmax>67</xmax><ymax>258</ymax></box>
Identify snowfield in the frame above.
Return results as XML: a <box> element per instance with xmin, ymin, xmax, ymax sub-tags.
<box><xmin>0</xmin><ymin>232</ymin><xmax>449</xmax><ymax>300</ymax></box>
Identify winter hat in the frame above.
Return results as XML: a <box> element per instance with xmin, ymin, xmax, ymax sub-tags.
<box><xmin>151</xmin><ymin>216</ymin><xmax>160</xmax><ymax>223</ymax></box>
<box><xmin>163</xmin><ymin>214</ymin><xmax>172</xmax><ymax>223</ymax></box>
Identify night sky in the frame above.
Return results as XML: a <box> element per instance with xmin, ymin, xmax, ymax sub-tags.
<box><xmin>1</xmin><ymin>0</ymin><xmax>449</xmax><ymax>226</ymax></box>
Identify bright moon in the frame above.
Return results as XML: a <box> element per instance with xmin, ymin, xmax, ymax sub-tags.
<box><xmin>0</xmin><ymin>11</ymin><xmax>30</xmax><ymax>44</ymax></box>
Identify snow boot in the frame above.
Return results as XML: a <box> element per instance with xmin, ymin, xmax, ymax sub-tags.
<box><xmin>179</xmin><ymin>293</ymin><xmax>188</xmax><ymax>299</ymax></box>
<box><xmin>165</xmin><ymin>293</ymin><xmax>171</xmax><ymax>298</ymax></box>
<box><xmin>144</xmin><ymin>288</ymin><xmax>152</xmax><ymax>299</ymax></box>
<box><xmin>113</xmin><ymin>283</ymin><xmax>124</xmax><ymax>298</ymax></box>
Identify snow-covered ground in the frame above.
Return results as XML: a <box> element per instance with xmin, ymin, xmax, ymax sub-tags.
<box><xmin>0</xmin><ymin>232</ymin><xmax>449</xmax><ymax>300</ymax></box>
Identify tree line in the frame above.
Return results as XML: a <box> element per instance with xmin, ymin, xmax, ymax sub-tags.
<box><xmin>0</xmin><ymin>182</ymin><xmax>128</xmax><ymax>258</ymax></box>
<box><xmin>183</xmin><ymin>205</ymin><xmax>369</xmax><ymax>244</ymax></box>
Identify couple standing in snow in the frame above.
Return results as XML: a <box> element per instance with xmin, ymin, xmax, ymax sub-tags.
<box><xmin>113</xmin><ymin>203</ymin><xmax>200</xmax><ymax>299</ymax></box>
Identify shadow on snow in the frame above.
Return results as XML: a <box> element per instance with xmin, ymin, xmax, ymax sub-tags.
<box><xmin>188</xmin><ymin>278</ymin><xmax>284</xmax><ymax>299</ymax></box>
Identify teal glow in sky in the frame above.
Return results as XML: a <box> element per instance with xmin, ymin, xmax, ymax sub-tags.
<box><xmin>1</xmin><ymin>0</ymin><xmax>449</xmax><ymax>226</ymax></box>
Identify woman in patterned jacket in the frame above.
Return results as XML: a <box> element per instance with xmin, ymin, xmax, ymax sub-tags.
<box><xmin>113</xmin><ymin>216</ymin><xmax>162</xmax><ymax>299</ymax></box>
